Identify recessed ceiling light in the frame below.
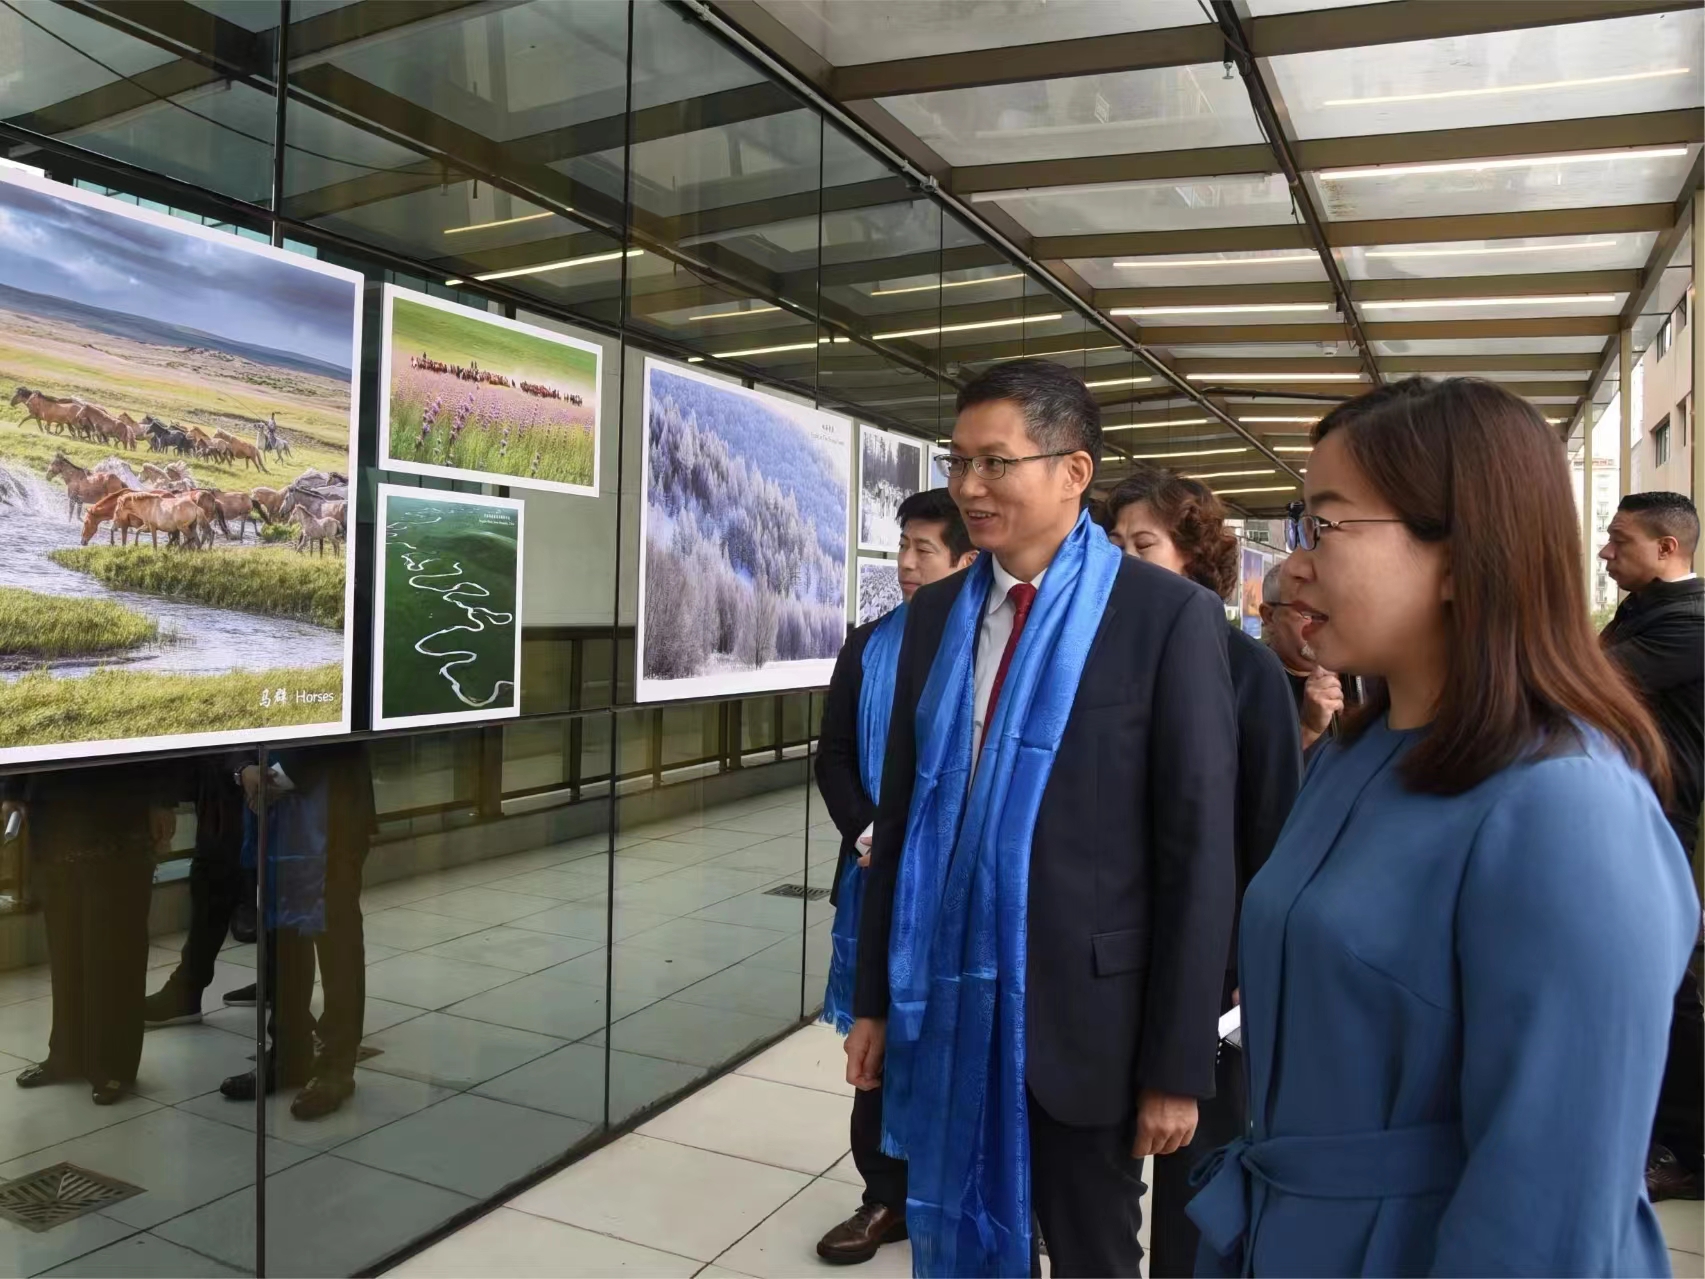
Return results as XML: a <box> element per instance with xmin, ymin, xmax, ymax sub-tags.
<box><xmin>1112</xmin><ymin>303</ymin><xmax>1333</xmax><ymax>317</ymax></box>
<box><xmin>1241</xmin><ymin>415</ymin><xmax>1323</xmax><ymax>422</ymax></box>
<box><xmin>1213</xmin><ymin>485</ymin><xmax>1298</xmax><ymax>495</ymax></box>
<box><xmin>1185</xmin><ymin>469</ymin><xmax>1277</xmax><ymax>481</ymax></box>
<box><xmin>1364</xmin><ymin>240</ymin><xmax>1619</xmax><ymax>260</ymax></box>
<box><xmin>471</xmin><ymin>248</ymin><xmax>642</xmax><ymax>283</ymax></box>
<box><xmin>1128</xmin><ymin>446</ymin><xmax>1249</xmax><ymax>460</ymax></box>
<box><xmin>1113</xmin><ymin>254</ymin><xmax>1318</xmax><ymax>268</ymax></box>
<box><xmin>1321</xmin><ymin>68</ymin><xmax>1691</xmax><ymax>108</ymax></box>
<box><xmin>870</xmin><ymin>272</ymin><xmax>1025</xmax><ymax>296</ymax></box>
<box><xmin>873</xmin><ymin>313</ymin><xmax>1062</xmax><ymax>341</ymax></box>
<box><xmin>1083</xmin><ymin>376</ymin><xmax>1153</xmax><ymax>388</ymax></box>
<box><xmin>1320</xmin><ymin>148</ymin><xmax>1689</xmax><ymax>182</ymax></box>
<box><xmin>1188</xmin><ymin>372</ymin><xmax>1362</xmax><ymax>382</ymax></box>
<box><xmin>1360</xmin><ymin>294</ymin><xmax>1616</xmax><ymax>311</ymax></box>
<box><xmin>1102</xmin><ymin>417</ymin><xmax>1213</xmax><ymax>432</ymax></box>
<box><xmin>688</xmin><ymin>305</ymin><xmax>782</xmax><ymax>321</ymax></box>
<box><xmin>1274</xmin><ymin>446</ymin><xmax>1315</xmax><ymax>454</ymax></box>
<box><xmin>444</xmin><ymin>210</ymin><xmax>555</xmax><ymax>235</ymax></box>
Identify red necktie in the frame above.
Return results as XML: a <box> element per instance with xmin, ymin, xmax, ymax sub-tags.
<box><xmin>981</xmin><ymin>582</ymin><xmax>1037</xmax><ymax>750</ymax></box>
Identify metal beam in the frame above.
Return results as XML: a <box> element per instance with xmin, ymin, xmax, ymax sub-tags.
<box><xmin>1380</xmin><ymin>354</ymin><xmax>1603</xmax><ymax>373</ymax></box>
<box><xmin>829</xmin><ymin>0</ymin><xmax>1694</xmax><ymax>100</ymax></box>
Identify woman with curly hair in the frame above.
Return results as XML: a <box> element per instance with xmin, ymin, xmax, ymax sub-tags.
<box><xmin>1101</xmin><ymin>467</ymin><xmax>1303</xmax><ymax>1277</ymax></box>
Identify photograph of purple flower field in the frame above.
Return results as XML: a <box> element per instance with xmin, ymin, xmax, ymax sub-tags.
<box><xmin>379</xmin><ymin>287</ymin><xmax>601</xmax><ymax>496</ymax></box>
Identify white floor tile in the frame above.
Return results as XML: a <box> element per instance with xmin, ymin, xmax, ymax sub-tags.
<box><xmin>670</xmin><ymin>959</ymin><xmax>811</xmax><ymax>1020</ymax></box>
<box><xmin>1673</xmin><ymin>1249</ymin><xmax>1705</xmax><ymax>1279</ymax></box>
<box><xmin>0</xmin><ymin>1065</ymin><xmax>162</xmax><ymax>1165</ymax></box>
<box><xmin>0</xmin><ymin>1210</ymin><xmax>134</xmax><ymax>1279</ymax></box>
<box><xmin>508</xmin><ymin>1133</ymin><xmax>809</xmax><ymax>1263</ymax></box>
<box><xmin>1659</xmin><ymin>1198</ymin><xmax>1705</xmax><ymax>1255</ymax></box>
<box><xmin>702</xmin><ymin>838</ymin><xmax>816</xmax><ymax>879</ymax></box>
<box><xmin>0</xmin><ymin>994</ymin><xmax>57</xmax><ymax>1063</ymax></box>
<box><xmin>362</xmin><ymin>1012</ymin><xmax>565</xmax><ymax>1091</ymax></box>
<box><xmin>0</xmin><ymin>965</ymin><xmax>53</xmax><ymax>1009</ymax></box>
<box><xmin>444</xmin><ymin>972</ymin><xmax>622</xmax><ymax>1041</ymax></box>
<box><xmin>178</xmin><ymin>1064</ymin><xmax>456</xmax><ymax>1152</ymax></box>
<box><xmin>474</xmin><ymin>1042</ymin><xmax>704</xmax><ymax>1127</ymax></box>
<box><xmin>697</xmin><ymin>1268</ymin><xmax>761</xmax><ymax>1279</ymax></box>
<box><xmin>822</xmin><ymin>1152</ymin><xmax>863</xmax><ymax>1188</ymax></box>
<box><xmin>622</xmin><ymin>918</ymin><xmax>790</xmax><ymax>966</ymax></box>
<box><xmin>420</xmin><ymin>925</ymin><xmax>603</xmax><ymax>974</ymax></box>
<box><xmin>479</xmin><ymin>867</ymin><xmax>607</xmax><ymax>903</ymax></box>
<box><xmin>639</xmin><ymin>1073</ymin><xmax>849</xmax><ymax>1175</ymax></box>
<box><xmin>337</xmin><ymin>1093</ymin><xmax>593</xmax><ymax>1198</ymax></box>
<box><xmin>392</xmin><ymin>1206</ymin><xmax>700</xmax><ymax>1278</ymax></box>
<box><xmin>407</xmin><ymin>886</ymin><xmax>560</xmax><ymax>927</ymax></box>
<box><xmin>605</xmin><ymin>1000</ymin><xmax>797</xmax><ymax>1070</ymax></box>
<box><xmin>131</xmin><ymin>1022</ymin><xmax>261</xmax><ymax>1106</ymax></box>
<box><xmin>689</xmin><ymin>890</ymin><xmax>813</xmax><ymax>934</ymax></box>
<box><xmin>711</xmin><ymin>808</ymin><xmax>808</xmax><ymax>838</ymax></box>
<box><xmin>716</xmin><ymin>1177</ymin><xmax>911</xmax><ymax>1278</ymax></box>
<box><xmin>637</xmin><ymin>827</ymin><xmax>770</xmax><ymax>854</ymax></box>
<box><xmin>362</xmin><ymin>908</ymin><xmax>488</xmax><ymax>953</ymax></box>
<box><xmin>736</xmin><ymin>1023</ymin><xmax>852</xmax><ymax>1097</ymax></box>
<box><xmin>363</xmin><ymin>953</ymin><xmax>523</xmax><ymax>1011</ymax></box>
<box><xmin>40</xmin><ymin>1232</ymin><xmax>243</xmax><ymax>1277</ymax></box>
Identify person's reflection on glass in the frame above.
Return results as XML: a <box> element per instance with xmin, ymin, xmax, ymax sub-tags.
<box><xmin>2</xmin><ymin>763</ymin><xmax>173</xmax><ymax>1105</ymax></box>
<box><xmin>144</xmin><ymin>753</ymin><xmax>250</xmax><ymax>1026</ymax></box>
<box><xmin>219</xmin><ymin>743</ymin><xmax>372</xmax><ymax>1121</ymax></box>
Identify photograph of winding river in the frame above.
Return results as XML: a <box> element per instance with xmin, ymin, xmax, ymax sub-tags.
<box><xmin>0</xmin><ymin>168</ymin><xmax>360</xmax><ymax>763</ymax></box>
<box><xmin>373</xmin><ymin>486</ymin><xmax>523</xmax><ymax>730</ymax></box>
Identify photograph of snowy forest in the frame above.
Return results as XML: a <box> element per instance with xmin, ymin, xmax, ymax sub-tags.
<box><xmin>638</xmin><ymin>359</ymin><xmax>851</xmax><ymax>701</ymax></box>
<box><xmin>857</xmin><ymin>557</ymin><xmax>903</xmax><ymax>626</ymax></box>
<box><xmin>858</xmin><ymin>424</ymin><xmax>923</xmax><ymax>553</ymax></box>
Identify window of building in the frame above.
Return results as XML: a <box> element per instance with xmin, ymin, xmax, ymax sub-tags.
<box><xmin>1656</xmin><ymin>316</ymin><xmax>1674</xmax><ymax>361</ymax></box>
<box><xmin>1655</xmin><ymin>418</ymin><xmax>1671</xmax><ymax>466</ymax></box>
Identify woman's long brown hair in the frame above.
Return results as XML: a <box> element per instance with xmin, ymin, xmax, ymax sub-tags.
<box><xmin>1316</xmin><ymin>377</ymin><xmax>1669</xmax><ymax>798</ymax></box>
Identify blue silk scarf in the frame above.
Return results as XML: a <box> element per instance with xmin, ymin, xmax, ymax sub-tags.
<box><xmin>882</xmin><ymin>512</ymin><xmax>1120</xmax><ymax>1277</ymax></box>
<box><xmin>822</xmin><ymin>603</ymin><xmax>907</xmax><ymax>1034</ymax></box>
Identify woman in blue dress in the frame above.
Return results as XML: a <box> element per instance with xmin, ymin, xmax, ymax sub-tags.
<box><xmin>1190</xmin><ymin>377</ymin><xmax>1700</xmax><ymax>1277</ymax></box>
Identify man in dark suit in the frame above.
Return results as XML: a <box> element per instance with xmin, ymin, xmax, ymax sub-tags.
<box><xmin>815</xmin><ymin>487</ymin><xmax>976</xmax><ymax>1264</ymax></box>
<box><xmin>845</xmin><ymin>360</ymin><xmax>1238</xmax><ymax>1276</ymax></box>
<box><xmin>1599</xmin><ymin>491</ymin><xmax>1704</xmax><ymax>1203</ymax></box>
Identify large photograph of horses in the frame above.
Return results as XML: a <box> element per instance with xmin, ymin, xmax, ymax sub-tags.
<box><xmin>638</xmin><ymin>358</ymin><xmax>851</xmax><ymax>702</ymax></box>
<box><xmin>373</xmin><ymin>486</ymin><xmax>523</xmax><ymax>730</ymax></box>
<box><xmin>857</xmin><ymin>424</ymin><xmax>923</xmax><ymax>553</ymax></box>
<box><xmin>0</xmin><ymin>167</ymin><xmax>359</xmax><ymax>764</ymax></box>
<box><xmin>379</xmin><ymin>286</ymin><xmax>601</xmax><ymax>497</ymax></box>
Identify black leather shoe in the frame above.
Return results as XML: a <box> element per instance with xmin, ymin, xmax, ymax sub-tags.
<box><xmin>144</xmin><ymin>976</ymin><xmax>203</xmax><ymax>1027</ymax></box>
<box><xmin>816</xmin><ymin>1203</ymin><xmax>907</xmax><ymax>1265</ymax></box>
<box><xmin>91</xmin><ymin>1080</ymin><xmax>125</xmax><ymax>1106</ymax></box>
<box><xmin>1648</xmin><ymin>1145</ymin><xmax>1704</xmax><ymax>1201</ymax></box>
<box><xmin>220</xmin><ymin>1067</ymin><xmax>271</xmax><ymax>1101</ymax></box>
<box><xmin>222</xmin><ymin>983</ymin><xmax>257</xmax><ymax>1008</ymax></box>
<box><xmin>16</xmin><ymin>1060</ymin><xmax>78</xmax><ymax>1089</ymax></box>
<box><xmin>290</xmin><ymin>1073</ymin><xmax>354</xmax><ymax>1121</ymax></box>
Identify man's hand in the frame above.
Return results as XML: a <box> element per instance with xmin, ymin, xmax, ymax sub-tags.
<box><xmin>857</xmin><ymin>850</ymin><xmax>872</xmax><ymax>868</ymax></box>
<box><xmin>148</xmin><ymin>806</ymin><xmax>177</xmax><ymax>853</ymax></box>
<box><xmin>1300</xmin><ymin>666</ymin><xmax>1345</xmax><ymax>737</ymax></box>
<box><xmin>1132</xmin><ymin>1089</ymin><xmax>1198</xmax><ymax>1158</ymax></box>
<box><xmin>845</xmin><ymin>1017</ymin><xmax>886</xmax><ymax>1091</ymax></box>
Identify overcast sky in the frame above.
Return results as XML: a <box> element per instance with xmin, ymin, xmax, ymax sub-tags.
<box><xmin>0</xmin><ymin>178</ymin><xmax>357</xmax><ymax>372</ymax></box>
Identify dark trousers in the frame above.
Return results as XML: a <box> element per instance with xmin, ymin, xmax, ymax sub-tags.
<box><xmin>1028</xmin><ymin>1089</ymin><xmax>1148</xmax><ymax>1278</ymax></box>
<box><xmin>176</xmin><ymin>843</ymin><xmax>242</xmax><ymax>992</ymax></box>
<box><xmin>1149</xmin><ymin>1043</ymin><xmax>1248</xmax><ymax>1277</ymax></box>
<box><xmin>41</xmin><ymin>854</ymin><xmax>153</xmax><ymax>1085</ymax></box>
<box><xmin>265</xmin><ymin>833</ymin><xmax>367</xmax><ymax>1079</ymax></box>
<box><xmin>1656</xmin><ymin>941</ymin><xmax>1705</xmax><ymax>1174</ymax></box>
<box><xmin>851</xmin><ymin>1084</ymin><xmax>907</xmax><ymax>1210</ymax></box>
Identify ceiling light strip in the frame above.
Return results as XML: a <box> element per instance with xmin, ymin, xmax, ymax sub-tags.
<box><xmin>1321</xmin><ymin>67</ymin><xmax>1691</xmax><ymax>108</ymax></box>
<box><xmin>1363</xmin><ymin>240</ymin><xmax>1620</xmax><ymax>261</ymax></box>
<box><xmin>870</xmin><ymin>272</ymin><xmax>1026</xmax><ymax>296</ymax></box>
<box><xmin>1359</xmin><ymin>294</ymin><xmax>1616</xmax><ymax>311</ymax></box>
<box><xmin>1111</xmin><ymin>303</ymin><xmax>1333</xmax><ymax>317</ymax></box>
<box><xmin>1188</xmin><ymin>372</ymin><xmax>1362</xmax><ymax>382</ymax></box>
<box><xmin>443</xmin><ymin>210</ymin><xmax>556</xmax><ymax>235</ymax></box>
<box><xmin>469</xmin><ymin>248</ymin><xmax>643</xmax><ymax>283</ymax></box>
<box><xmin>873</xmin><ymin>312</ymin><xmax>1063</xmax><ymax>341</ymax></box>
<box><xmin>1113</xmin><ymin>253</ymin><xmax>1319</xmax><ymax>269</ymax></box>
<box><xmin>1321</xmin><ymin>147</ymin><xmax>1689</xmax><ymax>182</ymax></box>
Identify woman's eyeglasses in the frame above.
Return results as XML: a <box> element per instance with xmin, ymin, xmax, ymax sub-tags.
<box><xmin>1285</xmin><ymin>511</ymin><xmax>1407</xmax><ymax>552</ymax></box>
<box><xmin>935</xmin><ymin>451</ymin><xmax>1075</xmax><ymax>481</ymax></box>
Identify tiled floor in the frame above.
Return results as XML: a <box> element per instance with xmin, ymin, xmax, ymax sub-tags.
<box><xmin>399</xmin><ymin>1018</ymin><xmax>1705</xmax><ymax>1279</ymax></box>
<box><xmin>0</xmin><ymin>783</ymin><xmax>835</xmax><ymax>1277</ymax></box>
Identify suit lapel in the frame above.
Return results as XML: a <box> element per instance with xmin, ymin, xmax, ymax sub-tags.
<box><xmin>1246</xmin><ymin>726</ymin><xmax>1410</xmax><ymax>1136</ymax></box>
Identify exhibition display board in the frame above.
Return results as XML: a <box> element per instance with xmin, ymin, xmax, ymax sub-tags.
<box><xmin>637</xmin><ymin>357</ymin><xmax>851</xmax><ymax>702</ymax></box>
<box><xmin>379</xmin><ymin>286</ymin><xmax>602</xmax><ymax>497</ymax></box>
<box><xmin>857</xmin><ymin>422</ymin><xmax>923</xmax><ymax>553</ymax></box>
<box><xmin>372</xmin><ymin>485</ymin><xmax>525</xmax><ymax>731</ymax></box>
<box><xmin>0</xmin><ymin>168</ymin><xmax>360</xmax><ymax>764</ymax></box>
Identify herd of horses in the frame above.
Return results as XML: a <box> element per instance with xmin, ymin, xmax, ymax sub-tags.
<box><xmin>43</xmin><ymin>453</ymin><xmax>347</xmax><ymax>556</ymax></box>
<box><xmin>10</xmin><ymin>386</ymin><xmax>290</xmax><ymax>471</ymax></box>
<box><xmin>406</xmin><ymin>355</ymin><xmax>584</xmax><ymax>405</ymax></box>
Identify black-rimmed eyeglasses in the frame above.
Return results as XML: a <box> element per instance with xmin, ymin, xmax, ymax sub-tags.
<box><xmin>935</xmin><ymin>450</ymin><xmax>1076</xmax><ymax>481</ymax></box>
<box><xmin>1285</xmin><ymin>511</ymin><xmax>1407</xmax><ymax>552</ymax></box>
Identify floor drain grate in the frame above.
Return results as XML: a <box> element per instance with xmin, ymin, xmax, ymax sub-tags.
<box><xmin>0</xmin><ymin>1163</ymin><xmax>144</xmax><ymax>1233</ymax></box>
<box><xmin>763</xmin><ymin>883</ymin><xmax>830</xmax><ymax>901</ymax></box>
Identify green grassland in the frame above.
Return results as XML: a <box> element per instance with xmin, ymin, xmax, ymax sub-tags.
<box><xmin>0</xmin><ymin>307</ymin><xmax>351</xmax><ymax>487</ymax></box>
<box><xmin>0</xmin><ymin>587</ymin><xmax>159</xmax><ymax>658</ymax></box>
<box><xmin>391</xmin><ymin>295</ymin><xmax>598</xmax><ymax>389</ymax></box>
<box><xmin>50</xmin><ymin>546</ymin><xmax>344</xmax><ymax>629</ymax></box>
<box><xmin>0</xmin><ymin>662</ymin><xmax>342</xmax><ymax>747</ymax></box>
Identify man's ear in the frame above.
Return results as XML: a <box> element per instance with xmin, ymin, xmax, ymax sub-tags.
<box><xmin>956</xmin><ymin>549</ymin><xmax>979</xmax><ymax>570</ymax></box>
<box><xmin>1063</xmin><ymin>451</ymin><xmax>1095</xmax><ymax>499</ymax></box>
<box><xmin>1658</xmin><ymin>534</ymin><xmax>1682</xmax><ymax>561</ymax></box>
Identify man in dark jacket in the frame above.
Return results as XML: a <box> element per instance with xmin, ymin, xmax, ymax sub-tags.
<box><xmin>815</xmin><ymin>487</ymin><xmax>975</xmax><ymax>1264</ymax></box>
<box><xmin>847</xmin><ymin>361</ymin><xmax>1237</xmax><ymax>1276</ymax></box>
<box><xmin>1600</xmin><ymin>490</ymin><xmax>1704</xmax><ymax>1201</ymax></box>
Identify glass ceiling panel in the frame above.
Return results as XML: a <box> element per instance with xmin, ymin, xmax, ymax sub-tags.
<box><xmin>755</xmin><ymin>0</ymin><xmax>1205</xmax><ymax>67</ymax></box>
<box><xmin>1271</xmin><ymin>10</ymin><xmax>1703</xmax><ymax>140</ymax></box>
<box><xmin>627</xmin><ymin>108</ymin><xmax>824</xmax><ymax>220</ymax></box>
<box><xmin>991</xmin><ymin>173</ymin><xmax>1296</xmax><ymax>235</ymax></box>
<box><xmin>879</xmin><ymin>64</ymin><xmax>1263</xmax><ymax>167</ymax></box>
<box><xmin>1071</xmin><ymin>249</ymin><xmax>1326</xmax><ymax>289</ymax></box>
<box><xmin>0</xmin><ymin>3</ymin><xmax>180</xmax><ymax>117</ymax></box>
<box><xmin>193</xmin><ymin>0</ymin><xmax>358</xmax><ymax>30</ymax></box>
<box><xmin>1244</xmin><ymin>0</ymin><xmax>1396</xmax><ymax>13</ymax></box>
<box><xmin>1314</xmin><ymin>148</ymin><xmax>1698</xmax><ymax>222</ymax></box>
<box><xmin>1156</xmin><ymin>343</ymin><xmax>1350</xmax><ymax>359</ymax></box>
<box><xmin>1374</xmin><ymin>336</ymin><xmax>1608</xmax><ymax>356</ymax></box>
<box><xmin>1339</xmin><ymin>232</ymin><xmax>1658</xmax><ymax>280</ymax></box>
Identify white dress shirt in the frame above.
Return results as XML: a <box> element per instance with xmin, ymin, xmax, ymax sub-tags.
<box><xmin>972</xmin><ymin>558</ymin><xmax>1047</xmax><ymax>753</ymax></box>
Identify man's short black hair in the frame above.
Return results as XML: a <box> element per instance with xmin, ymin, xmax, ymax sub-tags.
<box><xmin>1619</xmin><ymin>491</ymin><xmax>1700</xmax><ymax>556</ymax></box>
<box><xmin>955</xmin><ymin>358</ymin><xmax>1102</xmax><ymax>468</ymax></box>
<box><xmin>897</xmin><ymin>486</ymin><xmax>973</xmax><ymax>560</ymax></box>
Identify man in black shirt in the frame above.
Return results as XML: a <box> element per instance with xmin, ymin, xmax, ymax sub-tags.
<box><xmin>1600</xmin><ymin>490</ymin><xmax>1704</xmax><ymax>1202</ymax></box>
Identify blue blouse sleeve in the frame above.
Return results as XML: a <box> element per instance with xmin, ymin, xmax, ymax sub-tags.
<box><xmin>1432</xmin><ymin>753</ymin><xmax>1698</xmax><ymax>1276</ymax></box>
